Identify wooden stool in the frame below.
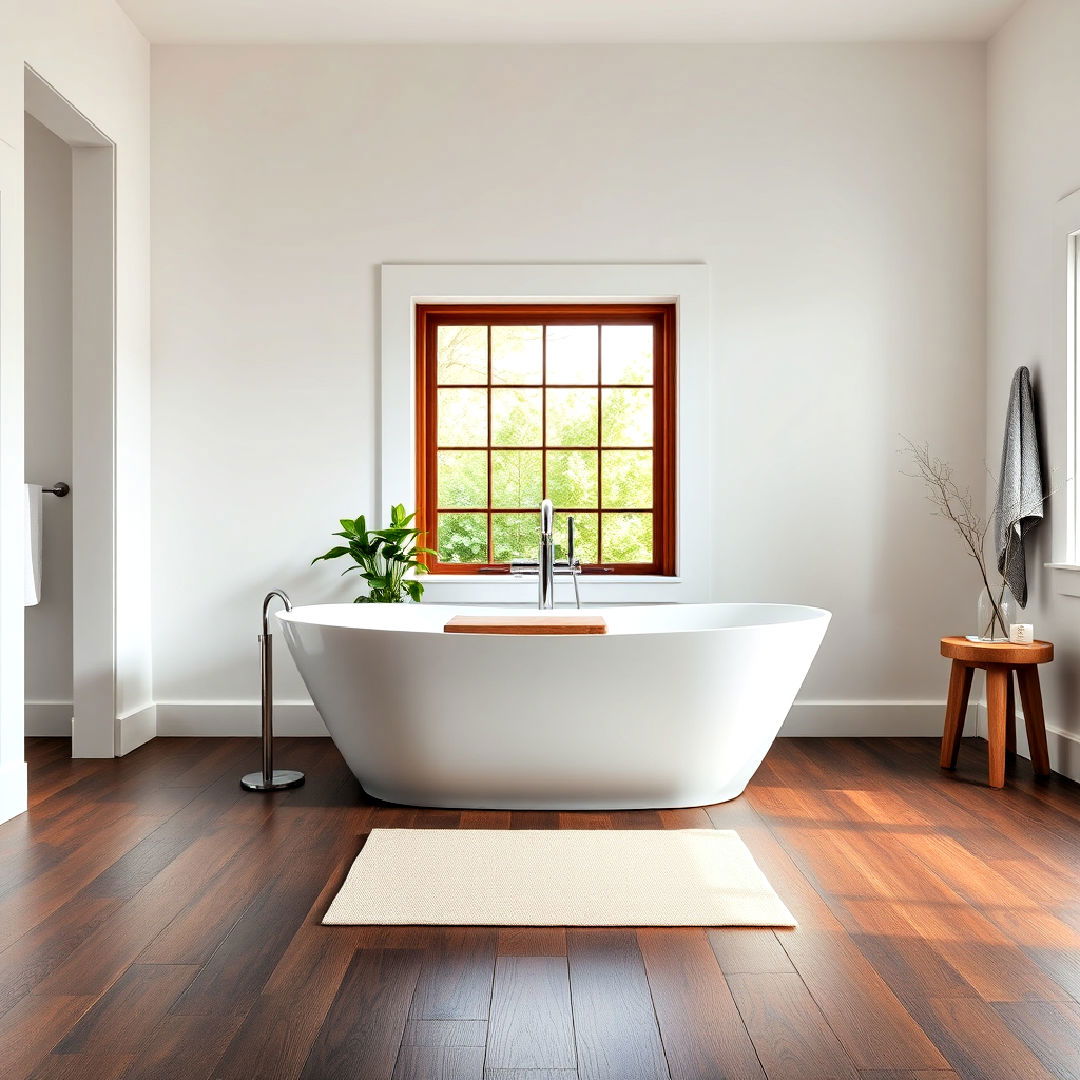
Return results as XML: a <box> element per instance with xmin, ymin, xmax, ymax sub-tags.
<box><xmin>939</xmin><ymin>636</ymin><xmax>1053</xmax><ymax>788</ymax></box>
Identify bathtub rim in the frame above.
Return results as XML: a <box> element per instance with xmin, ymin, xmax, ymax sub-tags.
<box><xmin>276</xmin><ymin>600</ymin><xmax>831</xmax><ymax>638</ymax></box>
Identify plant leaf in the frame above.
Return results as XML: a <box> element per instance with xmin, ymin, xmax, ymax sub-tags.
<box><xmin>312</xmin><ymin>546</ymin><xmax>350</xmax><ymax>563</ymax></box>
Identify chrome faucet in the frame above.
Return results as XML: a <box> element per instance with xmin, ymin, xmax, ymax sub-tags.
<box><xmin>538</xmin><ymin>498</ymin><xmax>556</xmax><ymax>608</ymax></box>
<box><xmin>511</xmin><ymin>498</ymin><xmax>582</xmax><ymax>609</ymax></box>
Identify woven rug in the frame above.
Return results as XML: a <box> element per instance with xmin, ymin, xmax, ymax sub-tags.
<box><xmin>323</xmin><ymin>828</ymin><xmax>795</xmax><ymax>927</ymax></box>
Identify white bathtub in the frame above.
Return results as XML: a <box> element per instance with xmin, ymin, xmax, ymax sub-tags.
<box><xmin>278</xmin><ymin>602</ymin><xmax>830</xmax><ymax>810</ymax></box>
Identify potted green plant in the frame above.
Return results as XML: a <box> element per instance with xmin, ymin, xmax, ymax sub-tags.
<box><xmin>312</xmin><ymin>504</ymin><xmax>436</xmax><ymax>603</ymax></box>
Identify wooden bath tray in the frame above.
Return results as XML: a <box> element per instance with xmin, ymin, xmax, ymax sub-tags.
<box><xmin>444</xmin><ymin>614</ymin><xmax>607</xmax><ymax>635</ymax></box>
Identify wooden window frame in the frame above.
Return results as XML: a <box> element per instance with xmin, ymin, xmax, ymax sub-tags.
<box><xmin>416</xmin><ymin>303</ymin><xmax>676</xmax><ymax>576</ymax></box>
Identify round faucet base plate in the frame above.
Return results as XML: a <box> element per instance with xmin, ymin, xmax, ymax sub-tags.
<box><xmin>241</xmin><ymin>769</ymin><xmax>305</xmax><ymax>792</ymax></box>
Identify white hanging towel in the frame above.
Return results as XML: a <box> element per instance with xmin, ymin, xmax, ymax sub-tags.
<box><xmin>24</xmin><ymin>483</ymin><xmax>43</xmax><ymax>606</ymax></box>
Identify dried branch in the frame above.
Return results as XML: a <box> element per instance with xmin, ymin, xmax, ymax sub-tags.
<box><xmin>900</xmin><ymin>436</ymin><xmax>1057</xmax><ymax>640</ymax></box>
<box><xmin>898</xmin><ymin>437</ymin><xmax>1007</xmax><ymax>638</ymax></box>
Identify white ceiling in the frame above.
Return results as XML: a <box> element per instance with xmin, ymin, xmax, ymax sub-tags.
<box><xmin>118</xmin><ymin>0</ymin><xmax>1026</xmax><ymax>45</ymax></box>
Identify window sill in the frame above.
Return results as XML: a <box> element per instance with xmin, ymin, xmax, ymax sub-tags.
<box><xmin>1045</xmin><ymin>563</ymin><xmax>1080</xmax><ymax>597</ymax></box>
<box><xmin>424</xmin><ymin>574</ymin><xmax>683</xmax><ymax>585</ymax></box>
<box><xmin>417</xmin><ymin>573</ymin><xmax>693</xmax><ymax>606</ymax></box>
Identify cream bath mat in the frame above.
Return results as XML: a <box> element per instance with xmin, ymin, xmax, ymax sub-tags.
<box><xmin>322</xmin><ymin>828</ymin><xmax>795</xmax><ymax>927</ymax></box>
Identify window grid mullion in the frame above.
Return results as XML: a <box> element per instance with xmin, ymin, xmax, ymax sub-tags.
<box><xmin>596</xmin><ymin>325</ymin><xmax>604</xmax><ymax>563</ymax></box>
<box><xmin>541</xmin><ymin>326</ymin><xmax>548</xmax><ymax>509</ymax></box>
<box><xmin>485</xmin><ymin>325</ymin><xmax>493</xmax><ymax>564</ymax></box>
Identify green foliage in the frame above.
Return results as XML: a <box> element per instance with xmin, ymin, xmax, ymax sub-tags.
<box><xmin>438</xmin><ymin>513</ymin><xmax>488</xmax><ymax>562</ymax></box>
<box><xmin>491</xmin><ymin>450</ymin><xmax>542</xmax><ymax>508</ymax></box>
<box><xmin>601</xmin><ymin>388</ymin><xmax>653</xmax><ymax>446</ymax></box>
<box><xmin>602</xmin><ymin>512</ymin><xmax>652</xmax><ymax>562</ymax></box>
<box><xmin>492</xmin><ymin>514</ymin><xmax>538</xmax><ymax>563</ymax></box>
<box><xmin>546</xmin><ymin>388</ymin><xmax>598</xmax><ymax>446</ymax></box>
<box><xmin>312</xmin><ymin>504</ymin><xmax>436</xmax><ymax>603</ymax></box>
<box><xmin>601</xmin><ymin>450</ymin><xmax>652</xmax><ymax>509</ymax></box>
<box><xmin>437</xmin><ymin>387</ymin><xmax>488</xmax><ymax>446</ymax></box>
<box><xmin>555</xmin><ymin>512</ymin><xmax>598</xmax><ymax>562</ymax></box>
<box><xmin>547</xmin><ymin>450</ymin><xmax>599</xmax><ymax>508</ymax></box>
<box><xmin>438</xmin><ymin>451</ymin><xmax>487</xmax><ymax>508</ymax></box>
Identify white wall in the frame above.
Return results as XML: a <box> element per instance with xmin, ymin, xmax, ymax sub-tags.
<box><xmin>0</xmin><ymin>0</ymin><xmax>151</xmax><ymax>817</ymax></box>
<box><xmin>23</xmin><ymin>114</ymin><xmax>73</xmax><ymax>732</ymax></box>
<box><xmin>151</xmin><ymin>43</ymin><xmax>987</xmax><ymax>735</ymax></box>
<box><xmin>987</xmin><ymin>0</ymin><xmax>1080</xmax><ymax>778</ymax></box>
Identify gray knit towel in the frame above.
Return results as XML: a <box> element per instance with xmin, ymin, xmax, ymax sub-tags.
<box><xmin>995</xmin><ymin>366</ymin><xmax>1043</xmax><ymax>607</ymax></box>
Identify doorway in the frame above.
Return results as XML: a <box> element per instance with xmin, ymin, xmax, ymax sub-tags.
<box><xmin>23</xmin><ymin>112</ymin><xmax>74</xmax><ymax>742</ymax></box>
<box><xmin>22</xmin><ymin>67</ymin><xmax>117</xmax><ymax>759</ymax></box>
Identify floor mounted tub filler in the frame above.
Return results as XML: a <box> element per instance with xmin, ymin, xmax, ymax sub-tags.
<box><xmin>277</xmin><ymin>603</ymin><xmax>830</xmax><ymax>810</ymax></box>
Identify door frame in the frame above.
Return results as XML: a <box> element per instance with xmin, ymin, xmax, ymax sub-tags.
<box><xmin>23</xmin><ymin>66</ymin><xmax>117</xmax><ymax>758</ymax></box>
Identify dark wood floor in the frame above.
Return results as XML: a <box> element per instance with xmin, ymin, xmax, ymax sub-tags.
<box><xmin>1</xmin><ymin>736</ymin><xmax>1079</xmax><ymax>1079</ymax></box>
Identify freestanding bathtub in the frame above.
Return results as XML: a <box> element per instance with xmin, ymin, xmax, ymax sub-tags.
<box><xmin>277</xmin><ymin>602</ymin><xmax>830</xmax><ymax>810</ymax></box>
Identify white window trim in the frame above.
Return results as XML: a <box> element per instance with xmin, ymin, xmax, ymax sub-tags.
<box><xmin>380</xmin><ymin>263</ymin><xmax>711</xmax><ymax>604</ymax></box>
<box><xmin>1048</xmin><ymin>190</ymin><xmax>1080</xmax><ymax>596</ymax></box>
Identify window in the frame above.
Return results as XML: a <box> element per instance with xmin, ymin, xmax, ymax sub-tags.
<box><xmin>1050</xmin><ymin>187</ymin><xmax>1080</xmax><ymax>595</ymax></box>
<box><xmin>415</xmin><ymin>304</ymin><xmax>676</xmax><ymax>575</ymax></box>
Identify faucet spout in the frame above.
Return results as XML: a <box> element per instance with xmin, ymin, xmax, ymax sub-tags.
<box><xmin>540</xmin><ymin>498</ymin><xmax>554</xmax><ymax>536</ymax></box>
<box><xmin>538</xmin><ymin>499</ymin><xmax>555</xmax><ymax>609</ymax></box>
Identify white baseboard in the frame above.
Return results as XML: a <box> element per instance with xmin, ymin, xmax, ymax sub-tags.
<box><xmin>0</xmin><ymin>759</ymin><xmax>28</xmax><ymax>824</ymax></box>
<box><xmin>25</xmin><ymin>701</ymin><xmax>73</xmax><ymax>737</ymax></box>
<box><xmin>116</xmin><ymin>704</ymin><xmax>157</xmax><ymax>756</ymax></box>
<box><xmin>153</xmin><ymin>698</ymin><xmax>966</xmax><ymax>740</ymax></box>
<box><xmin>156</xmin><ymin>701</ymin><xmax>328</xmax><ymax>737</ymax></box>
<box><xmin>24</xmin><ymin>701</ymin><xmax>157</xmax><ymax>755</ymax></box>
<box><xmin>41</xmin><ymin>696</ymin><xmax>1080</xmax><ymax>784</ymax></box>
<box><xmin>973</xmin><ymin>700</ymin><xmax>1080</xmax><ymax>785</ymax></box>
<box><xmin>1040</xmin><ymin>724</ymin><xmax>1080</xmax><ymax>783</ymax></box>
<box><xmin>782</xmin><ymin>699</ymin><xmax>977</xmax><ymax>737</ymax></box>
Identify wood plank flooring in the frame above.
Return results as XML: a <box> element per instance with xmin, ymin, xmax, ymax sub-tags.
<box><xmin>1</xmin><ymin>734</ymin><xmax>1079</xmax><ymax>1079</ymax></box>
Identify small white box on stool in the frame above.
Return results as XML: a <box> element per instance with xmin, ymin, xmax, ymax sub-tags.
<box><xmin>1009</xmin><ymin>623</ymin><xmax>1034</xmax><ymax>645</ymax></box>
